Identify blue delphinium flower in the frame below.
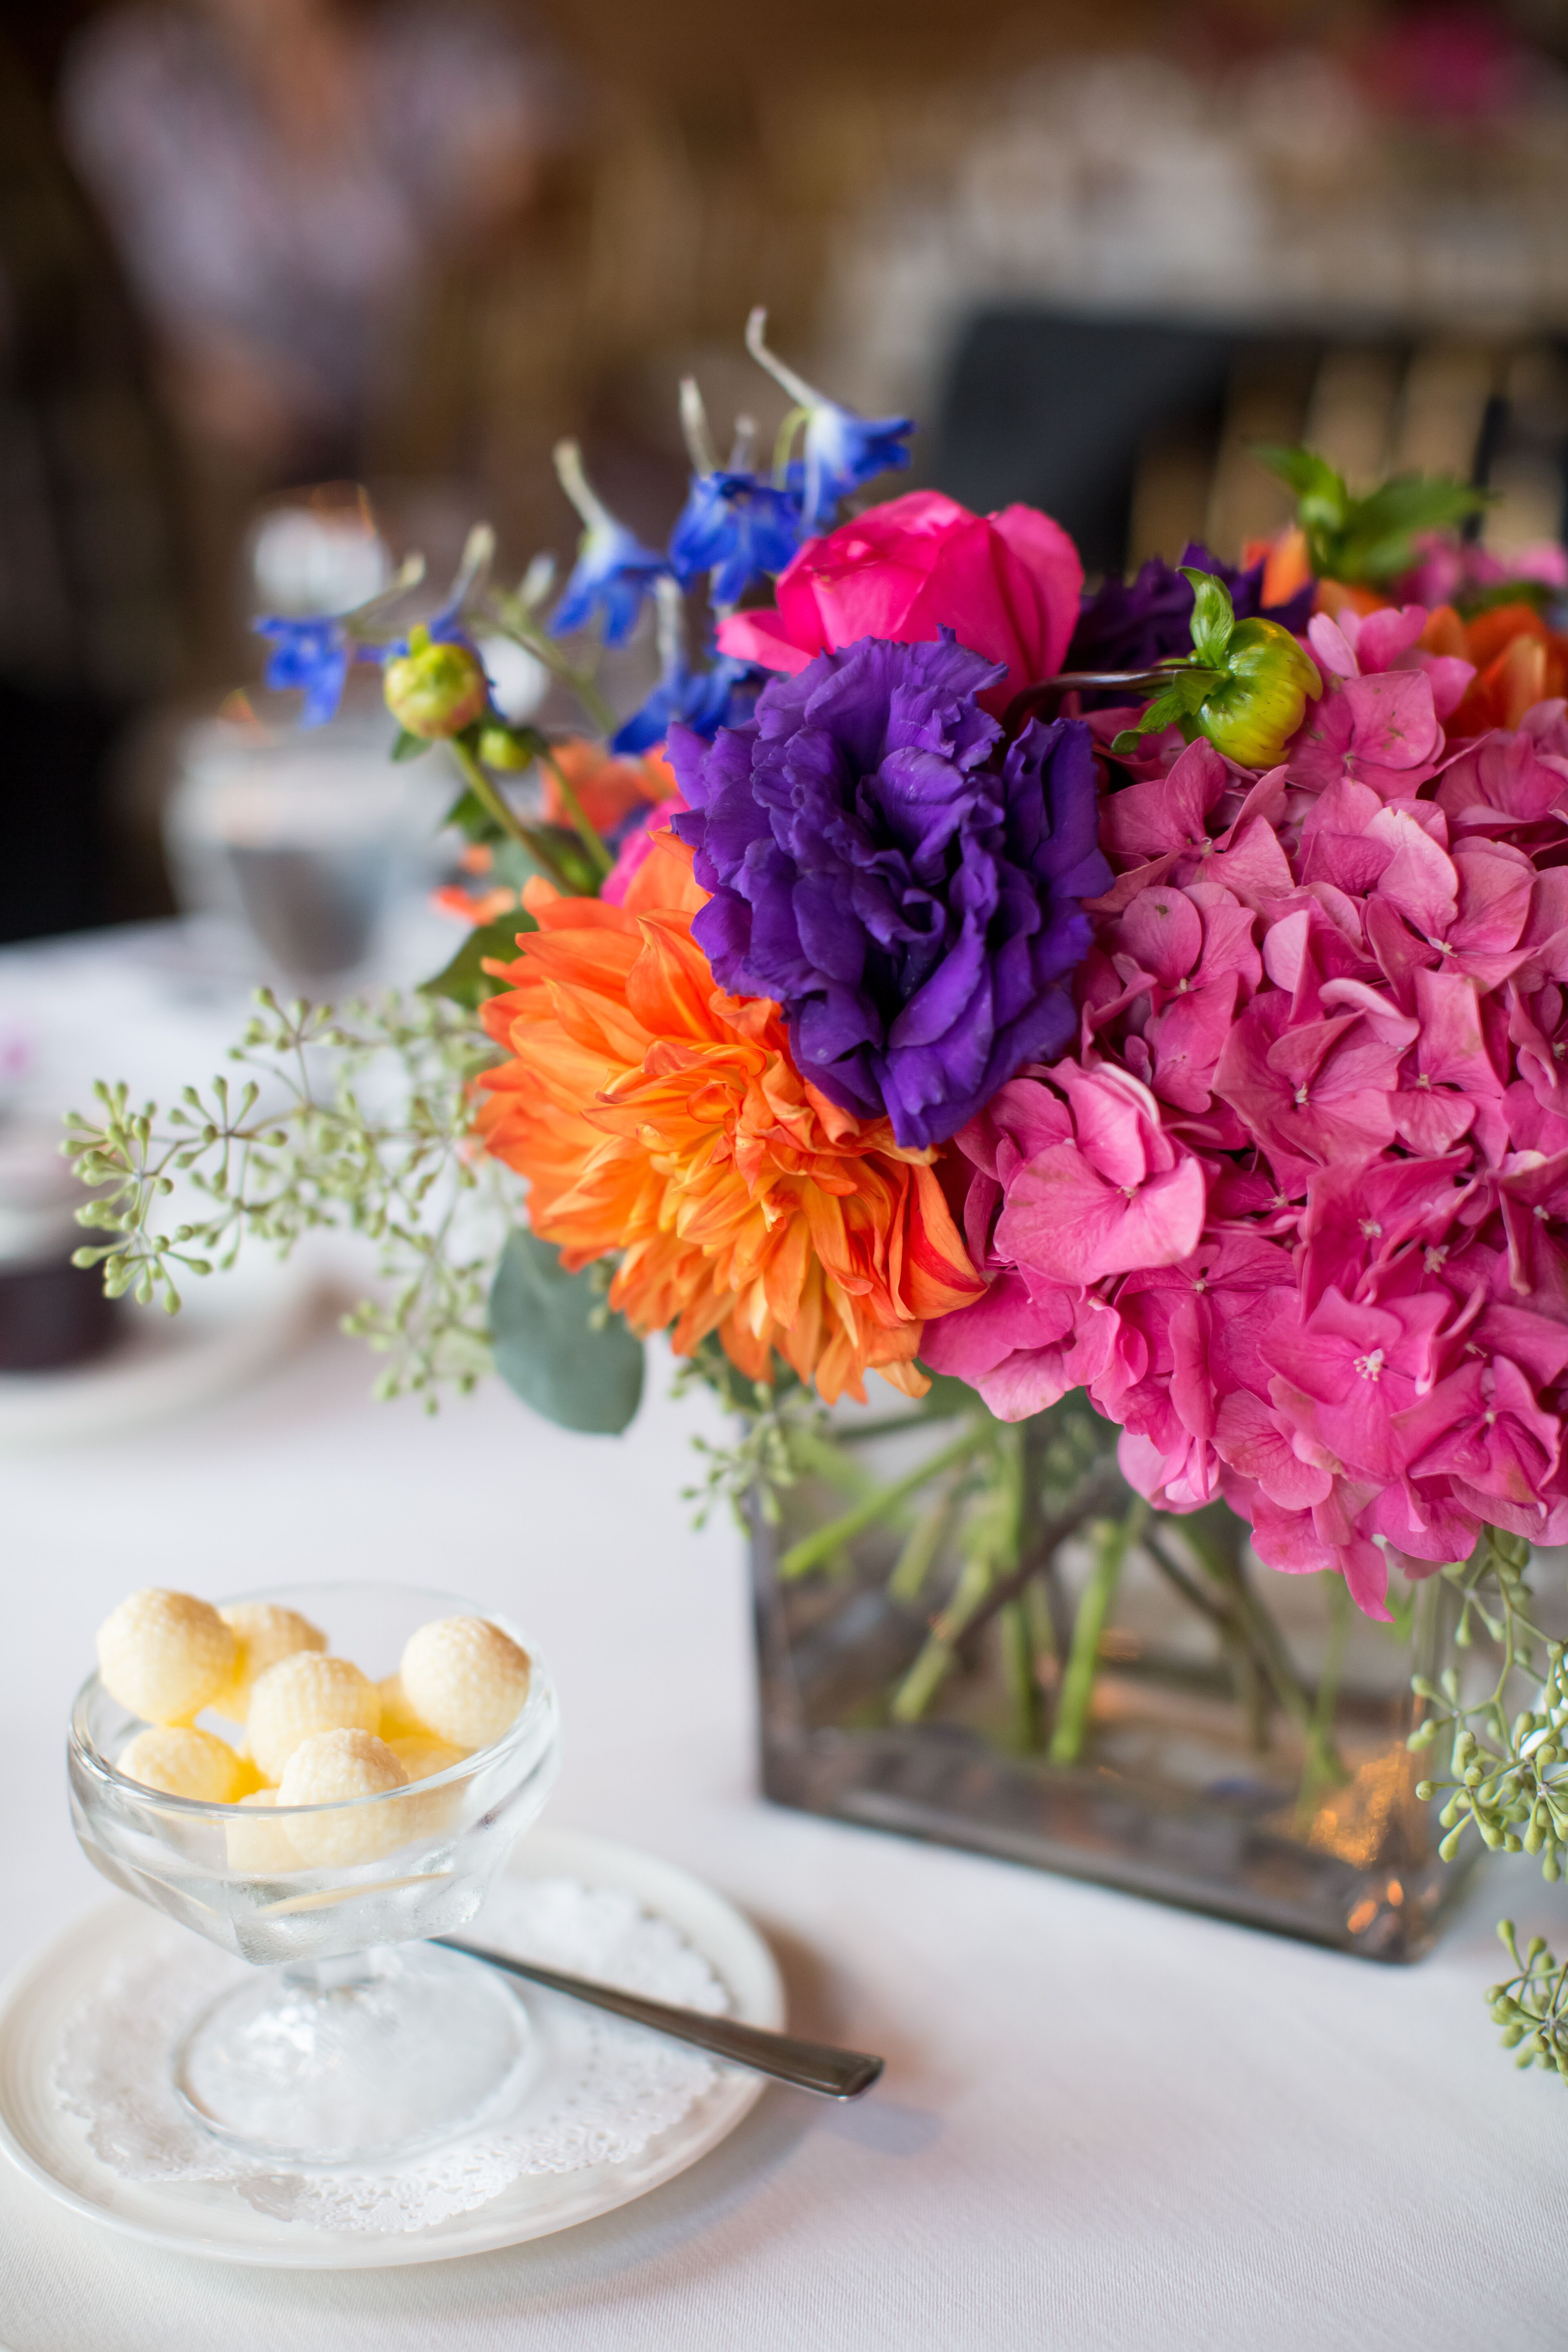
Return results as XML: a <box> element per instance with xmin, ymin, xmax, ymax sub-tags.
<box><xmin>254</xmin><ymin>617</ymin><xmax>356</xmax><ymax>727</ymax></box>
<box><xmin>745</xmin><ymin>309</ymin><xmax>912</xmax><ymax>532</ymax></box>
<box><xmin>611</xmin><ymin>578</ymin><xmax>755</xmax><ymax>754</ymax></box>
<box><xmin>667</xmin><ymin>630</ymin><xmax>1111</xmax><ymax>1150</ymax></box>
<box><xmin>255</xmin><ymin>548</ymin><xmax>430</xmax><ymax>728</ymax></box>
<box><xmin>668</xmin><ymin>472</ymin><xmax>805</xmax><ymax>608</ymax></box>
<box><xmin>549</xmin><ymin>440</ymin><xmax>668</xmax><ymax>646</ymax></box>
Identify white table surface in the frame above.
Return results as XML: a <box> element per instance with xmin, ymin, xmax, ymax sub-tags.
<box><xmin>1</xmin><ymin>926</ymin><xmax>1566</xmax><ymax>2352</ymax></box>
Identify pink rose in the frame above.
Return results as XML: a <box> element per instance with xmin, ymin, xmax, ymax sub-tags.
<box><xmin>715</xmin><ymin>490</ymin><xmax>1082</xmax><ymax>715</ymax></box>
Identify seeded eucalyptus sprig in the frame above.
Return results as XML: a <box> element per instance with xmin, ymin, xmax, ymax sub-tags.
<box><xmin>62</xmin><ymin>989</ymin><xmax>510</xmax><ymax>1407</ymax></box>
<box><xmin>1488</xmin><ymin>1920</ymin><xmax>1568</xmax><ymax>2079</ymax></box>
<box><xmin>1405</xmin><ymin>1528</ymin><xmax>1568</xmax><ymax>2082</ymax></box>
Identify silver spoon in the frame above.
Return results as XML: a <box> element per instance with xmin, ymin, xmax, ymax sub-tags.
<box><xmin>434</xmin><ymin>1936</ymin><xmax>885</xmax><ymax>2098</ymax></box>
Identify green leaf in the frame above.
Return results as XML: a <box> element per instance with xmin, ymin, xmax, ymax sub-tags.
<box><xmin>1181</xmin><ymin>568</ymin><xmax>1236</xmax><ymax>667</ymax></box>
<box><xmin>442</xmin><ymin>786</ymin><xmax>503</xmax><ymax>842</ymax></box>
<box><xmin>489</xmin><ymin>1228</ymin><xmax>644</xmax><ymax>1434</ymax></box>
<box><xmin>419</xmin><ymin>911</ymin><xmax>537</xmax><ymax>1009</ymax></box>
<box><xmin>1252</xmin><ymin>441</ymin><xmax>1490</xmax><ymax>585</ymax></box>
<box><xmin>391</xmin><ymin>728</ymin><xmax>432</xmax><ymax>762</ymax></box>
<box><xmin>1253</xmin><ymin>441</ymin><xmax>1347</xmax><ymax>512</ymax></box>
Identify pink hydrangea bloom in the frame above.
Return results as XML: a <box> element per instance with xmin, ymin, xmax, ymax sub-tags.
<box><xmin>924</xmin><ymin>600</ymin><xmax>1568</xmax><ymax>1620</ymax></box>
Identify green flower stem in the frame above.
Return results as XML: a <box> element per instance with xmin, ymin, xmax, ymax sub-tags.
<box><xmin>1298</xmin><ymin>1575</ymin><xmax>1352</xmax><ymax>1816</ymax></box>
<box><xmin>447</xmin><ymin>738</ymin><xmax>577</xmax><ymax>895</ymax></box>
<box><xmin>890</xmin><ymin>1548</ymin><xmax>993</xmax><ymax>1723</ymax></box>
<box><xmin>1182</xmin><ymin>1512</ymin><xmax>1345</xmax><ymax>1784</ymax></box>
<box><xmin>1048</xmin><ymin>1499</ymin><xmax>1148</xmax><ymax>1766</ymax></box>
<box><xmin>537</xmin><ymin>748</ymin><xmax>613</xmax><ymax>880</ymax></box>
<box><xmin>787</xmin><ymin>1420</ymin><xmax>888</xmax><ymax>1504</ymax></box>
<box><xmin>484</xmin><ymin>592</ymin><xmax>619</xmax><ymax>738</ymax></box>
<box><xmin>887</xmin><ymin>1486</ymin><xmax>957</xmax><ymax>1605</ymax></box>
<box><xmin>934</xmin><ymin>1464</ymin><xmax>1124</xmax><ymax>1656</ymax></box>
<box><xmin>777</xmin><ymin>1425</ymin><xmax>984</xmax><ymax>1580</ymax></box>
<box><xmin>1000</xmin><ymin>1597</ymin><xmax>1041</xmax><ymax>1753</ymax></box>
<box><xmin>771</xmin><ymin>404</ymin><xmax>809</xmax><ymax>487</ymax></box>
<box><xmin>1143</xmin><ymin>1526</ymin><xmax>1269</xmax><ymax>1751</ymax></box>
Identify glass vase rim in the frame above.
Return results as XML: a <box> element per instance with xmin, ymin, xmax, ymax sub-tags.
<box><xmin>69</xmin><ymin>1577</ymin><xmax>557</xmax><ymax>1819</ymax></box>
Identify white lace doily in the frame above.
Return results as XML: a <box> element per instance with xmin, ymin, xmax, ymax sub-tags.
<box><xmin>49</xmin><ymin>1878</ymin><xmax>729</xmax><ymax>2235</ymax></box>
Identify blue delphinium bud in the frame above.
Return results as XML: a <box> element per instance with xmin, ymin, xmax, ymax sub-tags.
<box><xmin>744</xmin><ymin>309</ymin><xmax>911</xmax><ymax>532</ymax></box>
<box><xmin>668</xmin><ymin>471</ymin><xmax>804</xmax><ymax>609</ymax></box>
<box><xmin>611</xmin><ymin>578</ymin><xmax>754</xmax><ymax>754</ymax></box>
<box><xmin>548</xmin><ymin>441</ymin><xmax>669</xmax><ymax>646</ymax></box>
<box><xmin>254</xmin><ymin>616</ymin><xmax>355</xmax><ymax>728</ymax></box>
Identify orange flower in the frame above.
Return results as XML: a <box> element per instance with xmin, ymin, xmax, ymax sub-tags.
<box><xmin>541</xmin><ymin>739</ymin><xmax>677</xmax><ymax>835</ymax></box>
<box><xmin>474</xmin><ymin>833</ymin><xmax>983</xmax><ymax>1403</ymax></box>
<box><xmin>1421</xmin><ymin>601</ymin><xmax>1568</xmax><ymax>734</ymax></box>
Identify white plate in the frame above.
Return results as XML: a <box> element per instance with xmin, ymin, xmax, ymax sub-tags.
<box><xmin>0</xmin><ymin>1265</ymin><xmax>319</xmax><ymax>1446</ymax></box>
<box><xmin>0</xmin><ymin>1827</ymin><xmax>782</xmax><ymax>2268</ymax></box>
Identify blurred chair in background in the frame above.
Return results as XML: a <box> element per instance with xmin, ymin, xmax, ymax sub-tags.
<box><xmin>935</xmin><ymin>314</ymin><xmax>1568</xmax><ymax>581</ymax></box>
<box><xmin>0</xmin><ymin>33</ymin><xmax>185</xmax><ymax>944</ymax></box>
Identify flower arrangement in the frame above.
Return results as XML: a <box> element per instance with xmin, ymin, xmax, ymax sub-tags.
<box><xmin>69</xmin><ymin>311</ymin><xmax>1568</xmax><ymax>2077</ymax></box>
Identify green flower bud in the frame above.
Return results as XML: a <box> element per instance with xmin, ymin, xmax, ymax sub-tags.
<box><xmin>382</xmin><ymin>626</ymin><xmax>490</xmax><ymax>740</ymax></box>
<box><xmin>475</xmin><ymin>722</ymin><xmax>536</xmax><ymax>772</ymax></box>
<box><xmin>1196</xmin><ymin>620</ymin><xmax>1323</xmax><ymax>770</ymax></box>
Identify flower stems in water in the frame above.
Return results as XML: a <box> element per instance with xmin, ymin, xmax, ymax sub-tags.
<box><xmin>777</xmin><ymin>1424</ymin><xmax>985</xmax><ymax>1580</ymax></box>
<box><xmin>1048</xmin><ymin>1499</ymin><xmax>1148</xmax><ymax>1765</ymax></box>
<box><xmin>891</xmin><ymin>1548</ymin><xmax>994</xmax><ymax>1723</ymax></box>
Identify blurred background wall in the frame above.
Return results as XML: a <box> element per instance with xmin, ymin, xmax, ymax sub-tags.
<box><xmin>1</xmin><ymin>0</ymin><xmax>1566</xmax><ymax>941</ymax></box>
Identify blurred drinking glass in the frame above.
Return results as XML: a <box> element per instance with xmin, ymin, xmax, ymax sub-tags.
<box><xmin>164</xmin><ymin>486</ymin><xmax>446</xmax><ymax>987</ymax></box>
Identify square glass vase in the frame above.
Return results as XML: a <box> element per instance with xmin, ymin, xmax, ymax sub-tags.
<box><xmin>750</xmin><ymin>1395</ymin><xmax>1479</xmax><ymax>1961</ymax></box>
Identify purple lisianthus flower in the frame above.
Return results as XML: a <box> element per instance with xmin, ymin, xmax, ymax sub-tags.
<box><xmin>666</xmin><ymin>632</ymin><xmax>1111</xmax><ymax>1150</ymax></box>
<box><xmin>1068</xmin><ymin>541</ymin><xmax>1315</xmax><ymax>692</ymax></box>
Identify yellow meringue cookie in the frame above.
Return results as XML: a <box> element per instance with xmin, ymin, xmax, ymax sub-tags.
<box><xmin>96</xmin><ymin>1590</ymin><xmax>238</xmax><ymax>1726</ymax></box>
<box><xmin>216</xmin><ymin>1602</ymin><xmax>326</xmax><ymax>1717</ymax></box>
<box><xmin>277</xmin><ymin>1729</ymin><xmax>410</xmax><ymax>1866</ymax></box>
<box><xmin>225</xmin><ymin>1788</ymin><xmax>300</xmax><ymax>1874</ymax></box>
<box><xmin>387</xmin><ymin>1732</ymin><xmax>469</xmax><ymax>1784</ymax></box>
<box><xmin>116</xmin><ymin>1724</ymin><xmax>250</xmax><ymax>1803</ymax></box>
<box><xmin>376</xmin><ymin>1673</ymin><xmax>432</xmax><ymax>1743</ymax></box>
<box><xmin>246</xmin><ymin>1653</ymin><xmax>380</xmax><ymax>1783</ymax></box>
<box><xmin>400</xmin><ymin>1618</ymin><xmax>530</xmax><ymax>1752</ymax></box>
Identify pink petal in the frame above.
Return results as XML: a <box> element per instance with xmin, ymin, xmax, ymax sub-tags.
<box><xmin>1099</xmin><ymin>739</ymin><xmax>1229</xmax><ymax>861</ymax></box>
<box><xmin>1308</xmin><ymin>611</ymin><xmax>1360</xmax><ymax>679</ymax></box>
<box><xmin>1355</xmin><ymin>604</ymin><xmax>1430</xmax><ymax>673</ymax></box>
<box><xmin>1367</xmin><ymin>806</ymin><xmax>1459</xmax><ymax>938</ymax></box>
<box><xmin>995</xmin><ymin>1146</ymin><xmax>1206</xmax><ymax>1284</ymax></box>
<box><xmin>1115</xmin><ymin>885</ymin><xmax>1203</xmax><ymax>986</ymax></box>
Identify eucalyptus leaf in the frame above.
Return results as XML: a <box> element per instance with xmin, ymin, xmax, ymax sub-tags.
<box><xmin>489</xmin><ymin>1228</ymin><xmax>644</xmax><ymax>1434</ymax></box>
<box><xmin>419</xmin><ymin>911</ymin><xmax>536</xmax><ymax>1009</ymax></box>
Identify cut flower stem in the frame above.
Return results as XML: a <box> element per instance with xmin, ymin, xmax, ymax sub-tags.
<box><xmin>1049</xmin><ymin>1500</ymin><xmax>1148</xmax><ymax>1765</ymax></box>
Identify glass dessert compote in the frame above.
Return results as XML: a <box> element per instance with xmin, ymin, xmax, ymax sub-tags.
<box><xmin>68</xmin><ymin>1581</ymin><xmax>560</xmax><ymax>2167</ymax></box>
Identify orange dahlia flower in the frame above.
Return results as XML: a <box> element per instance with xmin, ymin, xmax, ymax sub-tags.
<box><xmin>474</xmin><ymin>833</ymin><xmax>982</xmax><ymax>1403</ymax></box>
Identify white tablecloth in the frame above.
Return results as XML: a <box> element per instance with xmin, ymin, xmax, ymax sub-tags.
<box><xmin>1</xmin><ymin>928</ymin><xmax>1565</xmax><ymax>2352</ymax></box>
